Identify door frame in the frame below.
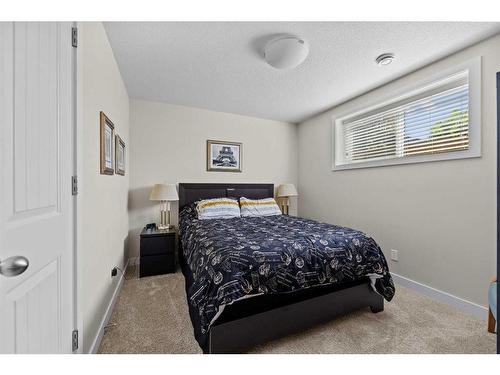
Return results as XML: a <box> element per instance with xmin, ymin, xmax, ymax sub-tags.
<box><xmin>70</xmin><ymin>20</ymin><xmax>81</xmax><ymax>353</ymax></box>
<box><xmin>74</xmin><ymin>21</ymin><xmax>83</xmax><ymax>354</ymax></box>
<box><xmin>496</xmin><ymin>71</ymin><xmax>499</xmax><ymax>354</ymax></box>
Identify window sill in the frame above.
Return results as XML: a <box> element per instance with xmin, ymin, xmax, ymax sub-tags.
<box><xmin>332</xmin><ymin>149</ymin><xmax>481</xmax><ymax>171</ymax></box>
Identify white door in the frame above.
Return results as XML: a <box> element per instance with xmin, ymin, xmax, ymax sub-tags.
<box><xmin>0</xmin><ymin>22</ymin><xmax>75</xmax><ymax>353</ymax></box>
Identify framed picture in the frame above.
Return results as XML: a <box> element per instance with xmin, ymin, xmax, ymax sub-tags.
<box><xmin>100</xmin><ymin>112</ymin><xmax>115</xmax><ymax>175</ymax></box>
<box><xmin>115</xmin><ymin>134</ymin><xmax>126</xmax><ymax>176</ymax></box>
<box><xmin>207</xmin><ymin>140</ymin><xmax>242</xmax><ymax>172</ymax></box>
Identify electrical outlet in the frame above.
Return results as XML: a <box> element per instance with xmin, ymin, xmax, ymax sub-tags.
<box><xmin>390</xmin><ymin>249</ymin><xmax>398</xmax><ymax>262</ymax></box>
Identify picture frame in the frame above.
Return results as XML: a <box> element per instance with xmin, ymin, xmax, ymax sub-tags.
<box><xmin>206</xmin><ymin>140</ymin><xmax>242</xmax><ymax>172</ymax></box>
<box><xmin>115</xmin><ymin>134</ymin><xmax>126</xmax><ymax>176</ymax></box>
<box><xmin>100</xmin><ymin>111</ymin><xmax>115</xmax><ymax>175</ymax></box>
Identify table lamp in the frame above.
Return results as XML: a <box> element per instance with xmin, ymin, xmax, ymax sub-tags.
<box><xmin>277</xmin><ymin>183</ymin><xmax>298</xmax><ymax>215</ymax></box>
<box><xmin>149</xmin><ymin>183</ymin><xmax>179</xmax><ymax>230</ymax></box>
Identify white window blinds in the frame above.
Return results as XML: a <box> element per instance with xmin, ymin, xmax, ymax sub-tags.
<box><xmin>342</xmin><ymin>73</ymin><xmax>469</xmax><ymax>164</ymax></box>
<box><xmin>330</xmin><ymin>57</ymin><xmax>486</xmax><ymax>171</ymax></box>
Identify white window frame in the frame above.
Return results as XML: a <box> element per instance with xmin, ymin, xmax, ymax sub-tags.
<box><xmin>332</xmin><ymin>56</ymin><xmax>481</xmax><ymax>171</ymax></box>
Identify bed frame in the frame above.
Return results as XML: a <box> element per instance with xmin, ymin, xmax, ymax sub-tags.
<box><xmin>178</xmin><ymin>183</ymin><xmax>384</xmax><ymax>354</ymax></box>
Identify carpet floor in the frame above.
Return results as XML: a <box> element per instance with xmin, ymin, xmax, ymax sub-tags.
<box><xmin>98</xmin><ymin>267</ymin><xmax>496</xmax><ymax>354</ymax></box>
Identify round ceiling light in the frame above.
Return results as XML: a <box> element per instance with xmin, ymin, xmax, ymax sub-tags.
<box><xmin>375</xmin><ymin>53</ymin><xmax>395</xmax><ymax>66</ymax></box>
<box><xmin>264</xmin><ymin>36</ymin><xmax>309</xmax><ymax>70</ymax></box>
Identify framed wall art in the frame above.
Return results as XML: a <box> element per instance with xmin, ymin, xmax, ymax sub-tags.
<box><xmin>100</xmin><ymin>112</ymin><xmax>115</xmax><ymax>175</ymax></box>
<box><xmin>206</xmin><ymin>140</ymin><xmax>242</xmax><ymax>172</ymax></box>
<box><xmin>115</xmin><ymin>134</ymin><xmax>126</xmax><ymax>176</ymax></box>
<box><xmin>100</xmin><ymin>111</ymin><xmax>115</xmax><ymax>175</ymax></box>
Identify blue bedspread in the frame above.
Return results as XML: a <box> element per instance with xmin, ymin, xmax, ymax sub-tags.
<box><xmin>179</xmin><ymin>204</ymin><xmax>395</xmax><ymax>338</ymax></box>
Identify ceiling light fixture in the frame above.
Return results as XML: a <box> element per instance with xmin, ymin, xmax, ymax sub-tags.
<box><xmin>264</xmin><ymin>36</ymin><xmax>309</xmax><ymax>70</ymax></box>
<box><xmin>375</xmin><ymin>53</ymin><xmax>395</xmax><ymax>66</ymax></box>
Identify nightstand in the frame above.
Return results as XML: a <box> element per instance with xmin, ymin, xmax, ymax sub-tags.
<box><xmin>139</xmin><ymin>227</ymin><xmax>176</xmax><ymax>277</ymax></box>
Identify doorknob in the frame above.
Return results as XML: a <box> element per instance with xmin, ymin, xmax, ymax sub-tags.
<box><xmin>0</xmin><ymin>256</ymin><xmax>29</xmax><ymax>277</ymax></box>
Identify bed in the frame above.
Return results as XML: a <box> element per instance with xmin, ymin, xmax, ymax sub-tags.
<box><xmin>178</xmin><ymin>183</ymin><xmax>395</xmax><ymax>353</ymax></box>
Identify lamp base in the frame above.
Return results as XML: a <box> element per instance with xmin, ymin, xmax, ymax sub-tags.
<box><xmin>157</xmin><ymin>224</ymin><xmax>175</xmax><ymax>231</ymax></box>
<box><xmin>280</xmin><ymin>197</ymin><xmax>290</xmax><ymax>215</ymax></box>
<box><xmin>159</xmin><ymin>207</ymin><xmax>175</xmax><ymax>231</ymax></box>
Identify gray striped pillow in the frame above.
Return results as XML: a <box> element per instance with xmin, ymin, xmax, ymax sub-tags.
<box><xmin>196</xmin><ymin>198</ymin><xmax>241</xmax><ymax>220</ymax></box>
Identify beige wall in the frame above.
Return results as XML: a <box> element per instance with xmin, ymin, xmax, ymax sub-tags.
<box><xmin>79</xmin><ymin>22</ymin><xmax>130</xmax><ymax>353</ymax></box>
<box><xmin>128</xmin><ymin>99</ymin><xmax>298</xmax><ymax>259</ymax></box>
<box><xmin>298</xmin><ymin>34</ymin><xmax>500</xmax><ymax>307</ymax></box>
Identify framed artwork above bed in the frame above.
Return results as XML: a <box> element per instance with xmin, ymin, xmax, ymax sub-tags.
<box><xmin>206</xmin><ymin>140</ymin><xmax>242</xmax><ymax>172</ymax></box>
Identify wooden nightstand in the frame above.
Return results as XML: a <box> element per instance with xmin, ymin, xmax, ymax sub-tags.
<box><xmin>139</xmin><ymin>227</ymin><xmax>176</xmax><ymax>277</ymax></box>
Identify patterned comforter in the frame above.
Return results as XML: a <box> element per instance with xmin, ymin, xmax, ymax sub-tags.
<box><xmin>179</xmin><ymin>204</ymin><xmax>395</xmax><ymax>339</ymax></box>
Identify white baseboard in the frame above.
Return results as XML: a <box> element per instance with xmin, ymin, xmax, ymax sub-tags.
<box><xmin>391</xmin><ymin>273</ymin><xmax>488</xmax><ymax>321</ymax></box>
<box><xmin>88</xmin><ymin>258</ymin><xmax>129</xmax><ymax>354</ymax></box>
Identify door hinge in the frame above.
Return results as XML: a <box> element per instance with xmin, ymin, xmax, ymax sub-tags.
<box><xmin>72</xmin><ymin>175</ymin><xmax>78</xmax><ymax>195</ymax></box>
<box><xmin>72</xmin><ymin>330</ymin><xmax>79</xmax><ymax>351</ymax></box>
<box><xmin>71</xmin><ymin>27</ymin><xmax>78</xmax><ymax>48</ymax></box>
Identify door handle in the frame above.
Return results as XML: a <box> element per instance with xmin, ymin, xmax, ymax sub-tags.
<box><xmin>0</xmin><ymin>256</ymin><xmax>29</xmax><ymax>277</ymax></box>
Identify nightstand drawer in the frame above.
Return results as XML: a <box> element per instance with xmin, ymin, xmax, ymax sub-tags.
<box><xmin>141</xmin><ymin>235</ymin><xmax>175</xmax><ymax>256</ymax></box>
<box><xmin>140</xmin><ymin>254</ymin><xmax>175</xmax><ymax>277</ymax></box>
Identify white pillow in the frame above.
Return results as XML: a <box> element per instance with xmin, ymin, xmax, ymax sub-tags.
<box><xmin>240</xmin><ymin>197</ymin><xmax>282</xmax><ymax>217</ymax></box>
<box><xmin>196</xmin><ymin>198</ymin><xmax>241</xmax><ymax>220</ymax></box>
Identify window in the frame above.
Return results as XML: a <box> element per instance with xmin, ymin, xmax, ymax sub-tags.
<box><xmin>333</xmin><ymin>58</ymin><xmax>481</xmax><ymax>170</ymax></box>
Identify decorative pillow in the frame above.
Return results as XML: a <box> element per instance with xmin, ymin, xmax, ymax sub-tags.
<box><xmin>196</xmin><ymin>198</ymin><xmax>241</xmax><ymax>220</ymax></box>
<box><xmin>240</xmin><ymin>197</ymin><xmax>282</xmax><ymax>217</ymax></box>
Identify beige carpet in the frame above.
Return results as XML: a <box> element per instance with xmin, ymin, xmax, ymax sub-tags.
<box><xmin>98</xmin><ymin>267</ymin><xmax>495</xmax><ymax>354</ymax></box>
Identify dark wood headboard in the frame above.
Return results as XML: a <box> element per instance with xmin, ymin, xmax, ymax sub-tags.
<box><xmin>178</xmin><ymin>183</ymin><xmax>274</xmax><ymax>210</ymax></box>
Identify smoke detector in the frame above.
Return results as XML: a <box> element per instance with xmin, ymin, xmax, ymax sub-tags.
<box><xmin>375</xmin><ymin>53</ymin><xmax>395</xmax><ymax>66</ymax></box>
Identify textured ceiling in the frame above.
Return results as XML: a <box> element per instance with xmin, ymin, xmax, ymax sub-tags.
<box><xmin>104</xmin><ymin>22</ymin><xmax>500</xmax><ymax>123</ymax></box>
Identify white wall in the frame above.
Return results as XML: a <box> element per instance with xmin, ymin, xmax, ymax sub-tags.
<box><xmin>128</xmin><ymin>99</ymin><xmax>298</xmax><ymax>259</ymax></box>
<box><xmin>298</xmin><ymin>34</ymin><xmax>500</xmax><ymax>307</ymax></box>
<box><xmin>78</xmin><ymin>22</ymin><xmax>130</xmax><ymax>353</ymax></box>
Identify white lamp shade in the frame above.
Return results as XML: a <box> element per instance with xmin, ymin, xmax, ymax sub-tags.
<box><xmin>149</xmin><ymin>183</ymin><xmax>179</xmax><ymax>201</ymax></box>
<box><xmin>264</xmin><ymin>36</ymin><xmax>309</xmax><ymax>70</ymax></box>
<box><xmin>277</xmin><ymin>184</ymin><xmax>298</xmax><ymax>197</ymax></box>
